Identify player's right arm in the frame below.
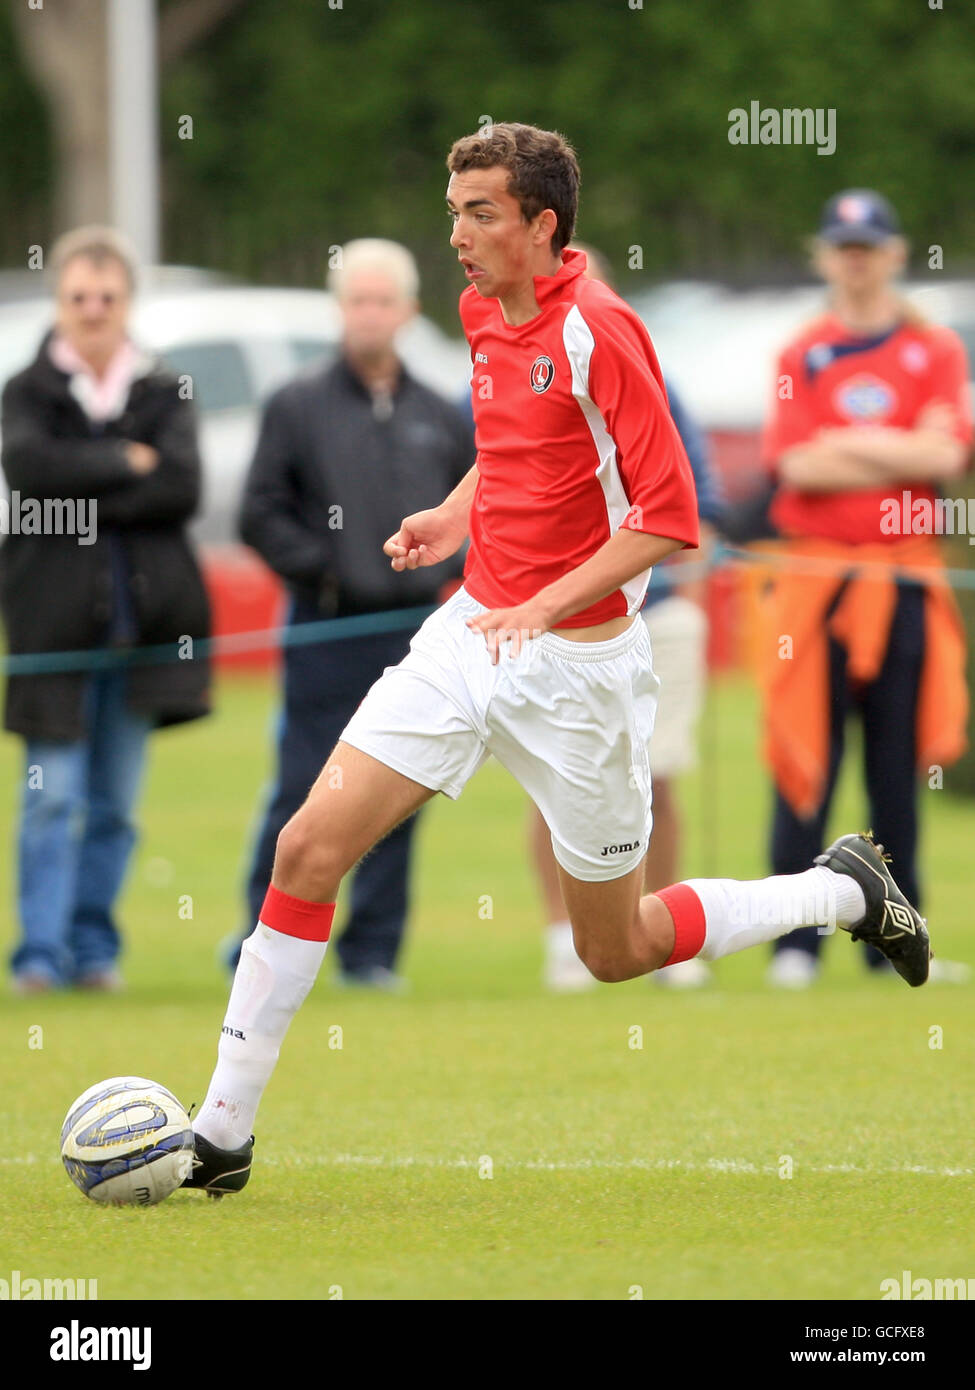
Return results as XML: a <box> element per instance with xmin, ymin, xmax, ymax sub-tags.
<box><xmin>384</xmin><ymin>464</ymin><xmax>478</xmax><ymax>571</ymax></box>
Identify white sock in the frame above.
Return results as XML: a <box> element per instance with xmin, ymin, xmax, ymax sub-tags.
<box><xmin>681</xmin><ymin>867</ymin><xmax>866</xmax><ymax>962</ymax></box>
<box><xmin>194</xmin><ymin>922</ymin><xmax>328</xmax><ymax>1150</ymax></box>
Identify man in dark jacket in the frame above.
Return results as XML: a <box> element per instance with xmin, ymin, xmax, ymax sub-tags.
<box><xmin>234</xmin><ymin>238</ymin><xmax>474</xmax><ymax>988</ymax></box>
<box><xmin>1</xmin><ymin>226</ymin><xmax>210</xmax><ymax>994</ymax></box>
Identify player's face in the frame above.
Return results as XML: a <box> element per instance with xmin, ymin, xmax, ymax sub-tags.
<box><xmin>339</xmin><ymin>270</ymin><xmax>415</xmax><ymax>359</ymax></box>
<box><xmin>816</xmin><ymin>239</ymin><xmax>905</xmax><ymax>296</ymax></box>
<box><xmin>447</xmin><ymin>167</ymin><xmax>546</xmax><ymax>298</ymax></box>
<box><xmin>56</xmin><ymin>256</ymin><xmax>131</xmax><ymax>367</ymax></box>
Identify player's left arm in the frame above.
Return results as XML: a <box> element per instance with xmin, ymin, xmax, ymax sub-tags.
<box><xmin>538</xmin><ymin>526</ymin><xmax>686</xmax><ymax>621</ymax></box>
<box><xmin>467</xmin><ymin>300</ymin><xmax>698</xmax><ymax>662</ymax></box>
<box><xmin>467</xmin><ymin>528</ymin><xmax>686</xmax><ymax>663</ymax></box>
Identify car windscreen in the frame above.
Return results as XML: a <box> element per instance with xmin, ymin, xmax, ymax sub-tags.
<box><xmin>158</xmin><ymin>341</ymin><xmax>254</xmax><ymax>413</ymax></box>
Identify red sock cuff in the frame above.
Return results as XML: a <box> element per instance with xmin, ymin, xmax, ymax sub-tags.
<box><xmin>656</xmin><ymin>883</ymin><xmax>706</xmax><ymax>967</ymax></box>
<box><xmin>259</xmin><ymin>884</ymin><xmax>335</xmax><ymax>941</ymax></box>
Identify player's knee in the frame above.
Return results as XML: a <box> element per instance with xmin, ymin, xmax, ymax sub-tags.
<box><xmin>573</xmin><ymin>936</ymin><xmax>630</xmax><ymax>984</ymax></box>
<box><xmin>274</xmin><ymin>811</ymin><xmax>347</xmax><ymax>896</ymax></box>
<box><xmin>586</xmin><ymin>959</ymin><xmax>632</xmax><ymax>984</ymax></box>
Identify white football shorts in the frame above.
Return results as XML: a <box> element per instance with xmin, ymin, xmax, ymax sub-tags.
<box><xmin>339</xmin><ymin>584</ymin><xmax>660</xmax><ymax>881</ymax></box>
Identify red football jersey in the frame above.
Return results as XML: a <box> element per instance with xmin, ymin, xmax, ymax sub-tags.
<box><xmin>460</xmin><ymin>249</ymin><xmax>699</xmax><ymax>627</ymax></box>
<box><xmin>763</xmin><ymin>313</ymin><xmax>972</xmax><ymax>543</ymax></box>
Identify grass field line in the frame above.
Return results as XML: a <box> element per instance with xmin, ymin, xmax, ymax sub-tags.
<box><xmin>12</xmin><ymin>1154</ymin><xmax>974</xmax><ymax>1177</ymax></box>
<box><xmin>317</xmin><ymin>1154</ymin><xmax>975</xmax><ymax>1177</ymax></box>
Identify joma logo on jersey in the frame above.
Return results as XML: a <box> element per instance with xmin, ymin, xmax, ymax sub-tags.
<box><xmin>601</xmin><ymin>840</ymin><xmax>640</xmax><ymax>856</ymax></box>
<box><xmin>221</xmin><ymin>1025</ymin><xmax>246</xmax><ymax>1040</ymax></box>
<box><xmin>530</xmin><ymin>355</ymin><xmax>555</xmax><ymax>393</ymax></box>
<box><xmin>474</xmin><ymin>351</ymin><xmax>489</xmax><ymax>364</ymax></box>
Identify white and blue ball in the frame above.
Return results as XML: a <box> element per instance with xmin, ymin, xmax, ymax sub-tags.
<box><xmin>61</xmin><ymin>1077</ymin><xmax>195</xmax><ymax>1206</ymax></box>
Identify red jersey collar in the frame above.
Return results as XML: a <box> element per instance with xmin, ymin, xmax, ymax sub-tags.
<box><xmin>531</xmin><ymin>247</ymin><xmax>587</xmax><ymax>306</ymax></box>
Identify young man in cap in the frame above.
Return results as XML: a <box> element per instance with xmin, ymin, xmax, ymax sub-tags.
<box><xmin>761</xmin><ymin>190</ymin><xmax>971</xmax><ymax>988</ymax></box>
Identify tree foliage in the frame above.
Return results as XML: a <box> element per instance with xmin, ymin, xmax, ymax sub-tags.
<box><xmin>3</xmin><ymin>0</ymin><xmax>974</xmax><ymax>324</ymax></box>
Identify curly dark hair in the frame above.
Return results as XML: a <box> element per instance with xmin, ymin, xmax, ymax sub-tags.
<box><xmin>446</xmin><ymin>122</ymin><xmax>580</xmax><ymax>254</ymax></box>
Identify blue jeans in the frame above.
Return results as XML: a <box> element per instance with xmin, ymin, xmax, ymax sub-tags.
<box><xmin>10</xmin><ymin>670</ymin><xmax>152</xmax><ymax>984</ymax></box>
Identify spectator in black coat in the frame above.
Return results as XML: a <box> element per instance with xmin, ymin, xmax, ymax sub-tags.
<box><xmin>1</xmin><ymin>226</ymin><xmax>210</xmax><ymax>994</ymax></box>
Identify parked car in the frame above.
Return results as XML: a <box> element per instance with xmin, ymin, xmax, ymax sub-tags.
<box><xmin>631</xmin><ymin>277</ymin><xmax>975</xmax><ymax>431</ymax></box>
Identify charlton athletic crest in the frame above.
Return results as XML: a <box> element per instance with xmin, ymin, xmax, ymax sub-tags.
<box><xmin>530</xmin><ymin>355</ymin><xmax>555</xmax><ymax>393</ymax></box>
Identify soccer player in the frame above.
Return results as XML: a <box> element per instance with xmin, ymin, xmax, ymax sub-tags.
<box><xmin>184</xmin><ymin>127</ymin><xmax>932</xmax><ymax>1196</ymax></box>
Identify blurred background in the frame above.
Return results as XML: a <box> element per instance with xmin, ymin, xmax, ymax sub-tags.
<box><xmin>1</xmin><ymin>0</ymin><xmax>974</xmax><ymax>734</ymax></box>
<box><xmin>4</xmin><ymin>4</ymin><xmax>975</xmax><ymax>1301</ymax></box>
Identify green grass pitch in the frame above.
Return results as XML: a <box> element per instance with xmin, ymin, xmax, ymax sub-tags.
<box><xmin>1</xmin><ymin>671</ymin><xmax>973</xmax><ymax>1300</ymax></box>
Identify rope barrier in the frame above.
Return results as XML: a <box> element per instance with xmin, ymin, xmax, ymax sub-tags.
<box><xmin>2</xmin><ymin>540</ymin><xmax>973</xmax><ymax>676</ymax></box>
<box><xmin>0</xmin><ymin>604</ymin><xmax>436</xmax><ymax>676</ymax></box>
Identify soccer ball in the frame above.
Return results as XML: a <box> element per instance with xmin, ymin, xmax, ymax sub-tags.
<box><xmin>61</xmin><ymin>1077</ymin><xmax>195</xmax><ymax>1206</ymax></box>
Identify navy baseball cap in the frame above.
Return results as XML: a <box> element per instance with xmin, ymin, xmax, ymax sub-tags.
<box><xmin>819</xmin><ymin>189</ymin><xmax>901</xmax><ymax>245</ymax></box>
